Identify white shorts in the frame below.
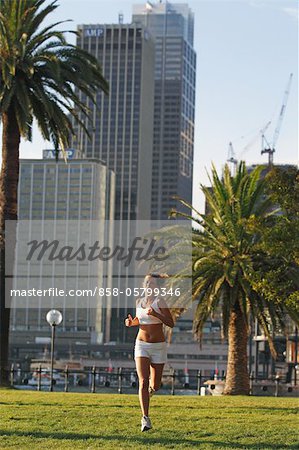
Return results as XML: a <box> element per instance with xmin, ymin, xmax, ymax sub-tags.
<box><xmin>134</xmin><ymin>340</ymin><xmax>167</xmax><ymax>364</ymax></box>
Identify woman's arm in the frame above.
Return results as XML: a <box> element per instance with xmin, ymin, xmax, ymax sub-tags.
<box><xmin>124</xmin><ymin>314</ymin><xmax>139</xmax><ymax>327</ymax></box>
<box><xmin>147</xmin><ymin>299</ymin><xmax>174</xmax><ymax>328</ymax></box>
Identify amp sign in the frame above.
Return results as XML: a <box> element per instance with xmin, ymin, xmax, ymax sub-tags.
<box><xmin>84</xmin><ymin>28</ymin><xmax>104</xmax><ymax>38</ymax></box>
<box><xmin>43</xmin><ymin>148</ymin><xmax>76</xmax><ymax>160</ymax></box>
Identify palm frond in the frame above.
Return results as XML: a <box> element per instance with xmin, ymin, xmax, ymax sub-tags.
<box><xmin>0</xmin><ymin>0</ymin><xmax>108</xmax><ymax>149</ymax></box>
<box><xmin>162</xmin><ymin>161</ymin><xmax>298</xmax><ymax>353</ymax></box>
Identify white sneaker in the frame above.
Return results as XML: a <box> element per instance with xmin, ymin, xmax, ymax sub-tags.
<box><xmin>141</xmin><ymin>416</ymin><xmax>152</xmax><ymax>432</ymax></box>
<box><xmin>148</xmin><ymin>386</ymin><xmax>155</xmax><ymax>398</ymax></box>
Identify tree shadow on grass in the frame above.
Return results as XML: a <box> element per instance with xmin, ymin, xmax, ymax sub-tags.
<box><xmin>0</xmin><ymin>430</ymin><xmax>298</xmax><ymax>449</ymax></box>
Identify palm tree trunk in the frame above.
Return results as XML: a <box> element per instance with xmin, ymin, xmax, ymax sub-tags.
<box><xmin>223</xmin><ymin>301</ymin><xmax>250</xmax><ymax>395</ymax></box>
<box><xmin>0</xmin><ymin>106</ymin><xmax>20</xmax><ymax>385</ymax></box>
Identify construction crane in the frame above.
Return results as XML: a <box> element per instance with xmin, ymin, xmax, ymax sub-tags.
<box><xmin>237</xmin><ymin>120</ymin><xmax>272</xmax><ymax>160</ymax></box>
<box><xmin>227</xmin><ymin>121</ymin><xmax>271</xmax><ymax>172</ymax></box>
<box><xmin>242</xmin><ymin>121</ymin><xmax>271</xmax><ymax>154</ymax></box>
<box><xmin>261</xmin><ymin>73</ymin><xmax>293</xmax><ymax>166</ymax></box>
<box><xmin>227</xmin><ymin>142</ymin><xmax>237</xmax><ymax>175</ymax></box>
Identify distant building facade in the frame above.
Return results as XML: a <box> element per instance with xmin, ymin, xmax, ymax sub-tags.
<box><xmin>9</xmin><ymin>156</ymin><xmax>115</xmax><ymax>362</ymax></box>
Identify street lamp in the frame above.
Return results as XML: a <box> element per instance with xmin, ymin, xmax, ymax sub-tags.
<box><xmin>46</xmin><ymin>309</ymin><xmax>63</xmax><ymax>392</ymax></box>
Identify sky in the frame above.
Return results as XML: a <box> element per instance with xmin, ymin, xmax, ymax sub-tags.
<box><xmin>17</xmin><ymin>0</ymin><xmax>298</xmax><ymax>212</ymax></box>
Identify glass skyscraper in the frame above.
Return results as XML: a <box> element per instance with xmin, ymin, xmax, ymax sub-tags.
<box><xmin>71</xmin><ymin>23</ymin><xmax>155</xmax><ymax>342</ymax></box>
<box><xmin>133</xmin><ymin>2</ymin><xmax>196</xmax><ymax>219</ymax></box>
<box><xmin>72</xmin><ymin>23</ymin><xmax>155</xmax><ymax>221</ymax></box>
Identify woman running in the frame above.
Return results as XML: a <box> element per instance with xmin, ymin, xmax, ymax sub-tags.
<box><xmin>125</xmin><ymin>273</ymin><xmax>174</xmax><ymax>432</ymax></box>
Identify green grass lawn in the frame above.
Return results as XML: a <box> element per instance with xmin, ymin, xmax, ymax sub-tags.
<box><xmin>0</xmin><ymin>389</ymin><xmax>298</xmax><ymax>449</ymax></box>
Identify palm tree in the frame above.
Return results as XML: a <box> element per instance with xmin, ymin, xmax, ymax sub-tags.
<box><xmin>170</xmin><ymin>162</ymin><xmax>299</xmax><ymax>394</ymax></box>
<box><xmin>0</xmin><ymin>0</ymin><xmax>108</xmax><ymax>384</ymax></box>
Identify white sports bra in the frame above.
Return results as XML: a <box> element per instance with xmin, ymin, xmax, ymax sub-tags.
<box><xmin>136</xmin><ymin>297</ymin><xmax>163</xmax><ymax>325</ymax></box>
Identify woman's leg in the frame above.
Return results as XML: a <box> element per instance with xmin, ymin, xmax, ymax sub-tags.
<box><xmin>150</xmin><ymin>363</ymin><xmax>164</xmax><ymax>392</ymax></box>
<box><xmin>135</xmin><ymin>357</ymin><xmax>151</xmax><ymax>416</ymax></box>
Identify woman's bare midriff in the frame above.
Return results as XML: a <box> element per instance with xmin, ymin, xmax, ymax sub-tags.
<box><xmin>137</xmin><ymin>324</ymin><xmax>165</xmax><ymax>343</ymax></box>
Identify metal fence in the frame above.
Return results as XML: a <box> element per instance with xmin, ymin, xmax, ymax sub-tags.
<box><xmin>8</xmin><ymin>364</ymin><xmax>298</xmax><ymax>396</ymax></box>
<box><xmin>10</xmin><ymin>365</ymin><xmax>208</xmax><ymax>395</ymax></box>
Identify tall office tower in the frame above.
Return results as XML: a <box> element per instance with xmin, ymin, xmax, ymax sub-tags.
<box><xmin>132</xmin><ymin>2</ymin><xmax>196</xmax><ymax>219</ymax></box>
<box><xmin>71</xmin><ymin>24</ymin><xmax>155</xmax><ymax>342</ymax></box>
<box><xmin>10</xmin><ymin>155</ymin><xmax>115</xmax><ymax>362</ymax></box>
<box><xmin>72</xmin><ymin>24</ymin><xmax>155</xmax><ymax>221</ymax></box>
